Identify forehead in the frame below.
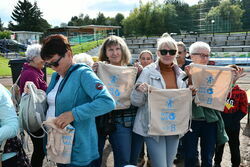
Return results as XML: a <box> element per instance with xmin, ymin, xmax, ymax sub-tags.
<box><xmin>141</xmin><ymin>52</ymin><xmax>151</xmax><ymax>58</ymax></box>
<box><xmin>177</xmin><ymin>45</ymin><xmax>185</xmax><ymax>51</ymax></box>
<box><xmin>106</xmin><ymin>44</ymin><xmax>120</xmax><ymax>49</ymax></box>
<box><xmin>195</xmin><ymin>48</ymin><xmax>210</xmax><ymax>54</ymax></box>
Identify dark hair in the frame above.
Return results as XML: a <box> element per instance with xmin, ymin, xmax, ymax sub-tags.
<box><xmin>41</xmin><ymin>34</ymin><xmax>72</xmax><ymax>60</ymax></box>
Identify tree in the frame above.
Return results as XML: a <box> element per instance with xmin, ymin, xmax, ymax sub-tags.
<box><xmin>10</xmin><ymin>0</ymin><xmax>50</xmax><ymax>32</ymax></box>
<box><xmin>0</xmin><ymin>18</ymin><xmax>4</xmax><ymax>31</ymax></box>
<box><xmin>96</xmin><ymin>12</ymin><xmax>106</xmax><ymax>25</ymax></box>
<box><xmin>241</xmin><ymin>0</ymin><xmax>250</xmax><ymax>30</ymax></box>
<box><xmin>206</xmin><ymin>0</ymin><xmax>243</xmax><ymax>32</ymax></box>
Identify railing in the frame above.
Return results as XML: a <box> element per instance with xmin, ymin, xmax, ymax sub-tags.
<box><xmin>68</xmin><ymin>33</ymin><xmax>106</xmax><ymax>45</ymax></box>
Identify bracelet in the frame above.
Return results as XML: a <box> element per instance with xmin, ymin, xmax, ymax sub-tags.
<box><xmin>231</xmin><ymin>84</ymin><xmax>235</xmax><ymax>88</ymax></box>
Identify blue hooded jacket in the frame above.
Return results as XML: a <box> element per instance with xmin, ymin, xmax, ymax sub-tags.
<box><xmin>47</xmin><ymin>64</ymin><xmax>115</xmax><ymax>166</ymax></box>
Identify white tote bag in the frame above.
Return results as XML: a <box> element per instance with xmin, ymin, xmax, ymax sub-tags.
<box><xmin>97</xmin><ymin>62</ymin><xmax>138</xmax><ymax>110</ymax></box>
<box><xmin>190</xmin><ymin>64</ymin><xmax>233</xmax><ymax>111</ymax></box>
<box><xmin>43</xmin><ymin>118</ymin><xmax>75</xmax><ymax>164</ymax></box>
<box><xmin>147</xmin><ymin>86</ymin><xmax>192</xmax><ymax>136</ymax></box>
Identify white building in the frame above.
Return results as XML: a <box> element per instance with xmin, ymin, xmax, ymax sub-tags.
<box><xmin>12</xmin><ymin>31</ymin><xmax>43</xmax><ymax>45</ymax></box>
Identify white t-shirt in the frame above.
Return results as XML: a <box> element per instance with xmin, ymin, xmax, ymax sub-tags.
<box><xmin>46</xmin><ymin>76</ymin><xmax>63</xmax><ymax>120</ymax></box>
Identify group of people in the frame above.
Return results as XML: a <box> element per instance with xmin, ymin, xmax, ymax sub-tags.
<box><xmin>0</xmin><ymin>33</ymin><xmax>248</xmax><ymax>167</ymax></box>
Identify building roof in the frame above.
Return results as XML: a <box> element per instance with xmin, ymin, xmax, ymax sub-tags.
<box><xmin>13</xmin><ymin>31</ymin><xmax>43</xmax><ymax>35</ymax></box>
<box><xmin>48</xmin><ymin>25</ymin><xmax>121</xmax><ymax>32</ymax></box>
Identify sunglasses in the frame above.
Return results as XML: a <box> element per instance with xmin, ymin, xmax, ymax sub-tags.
<box><xmin>159</xmin><ymin>49</ymin><xmax>177</xmax><ymax>56</ymax></box>
<box><xmin>45</xmin><ymin>56</ymin><xmax>63</xmax><ymax>67</ymax></box>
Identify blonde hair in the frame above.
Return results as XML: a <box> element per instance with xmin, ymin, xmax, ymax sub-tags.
<box><xmin>156</xmin><ymin>36</ymin><xmax>178</xmax><ymax>64</ymax></box>
<box><xmin>98</xmin><ymin>35</ymin><xmax>131</xmax><ymax>65</ymax></box>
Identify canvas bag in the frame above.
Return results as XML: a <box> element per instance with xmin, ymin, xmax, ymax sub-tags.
<box><xmin>19</xmin><ymin>82</ymin><xmax>47</xmax><ymax>136</ymax></box>
<box><xmin>42</xmin><ymin>118</ymin><xmax>75</xmax><ymax>164</ymax></box>
<box><xmin>190</xmin><ymin>64</ymin><xmax>233</xmax><ymax>111</ymax></box>
<box><xmin>9</xmin><ymin>75</ymin><xmax>21</xmax><ymax>113</ymax></box>
<box><xmin>147</xmin><ymin>86</ymin><xmax>192</xmax><ymax>136</ymax></box>
<box><xmin>97</xmin><ymin>62</ymin><xmax>138</xmax><ymax>110</ymax></box>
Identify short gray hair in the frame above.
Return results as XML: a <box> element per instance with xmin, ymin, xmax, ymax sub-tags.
<box><xmin>189</xmin><ymin>41</ymin><xmax>211</xmax><ymax>54</ymax></box>
<box><xmin>25</xmin><ymin>44</ymin><xmax>42</xmax><ymax>61</ymax></box>
<box><xmin>73</xmin><ymin>53</ymin><xmax>94</xmax><ymax>67</ymax></box>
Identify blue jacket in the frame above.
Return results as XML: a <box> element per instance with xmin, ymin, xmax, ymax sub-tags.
<box><xmin>0</xmin><ymin>84</ymin><xmax>19</xmax><ymax>161</ymax></box>
<box><xmin>47</xmin><ymin>64</ymin><xmax>115</xmax><ymax>166</ymax></box>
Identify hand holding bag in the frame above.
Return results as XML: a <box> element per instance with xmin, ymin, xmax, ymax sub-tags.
<box><xmin>42</xmin><ymin>118</ymin><xmax>75</xmax><ymax>164</ymax></box>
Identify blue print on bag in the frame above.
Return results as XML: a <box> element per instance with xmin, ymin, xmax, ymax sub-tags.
<box><xmin>207</xmin><ymin>88</ymin><xmax>214</xmax><ymax>94</ymax></box>
<box><xmin>166</xmin><ymin>98</ymin><xmax>174</xmax><ymax>109</ymax></box>
<box><xmin>206</xmin><ymin>76</ymin><xmax>214</xmax><ymax>85</ymax></box>
<box><xmin>110</xmin><ymin>75</ymin><xmax>118</xmax><ymax>83</ymax></box>
<box><xmin>207</xmin><ymin>97</ymin><xmax>213</xmax><ymax>104</ymax></box>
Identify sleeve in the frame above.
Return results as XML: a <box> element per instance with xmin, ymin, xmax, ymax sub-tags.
<box><xmin>0</xmin><ymin>84</ymin><xmax>19</xmax><ymax>143</ymax></box>
<box><xmin>19</xmin><ymin>71</ymin><xmax>40</xmax><ymax>94</ymax></box>
<box><xmin>130</xmin><ymin>68</ymin><xmax>150</xmax><ymax>107</ymax></box>
<box><xmin>71</xmin><ymin>68</ymin><xmax>116</xmax><ymax>121</ymax></box>
<box><xmin>233</xmin><ymin>90</ymin><xmax>248</xmax><ymax>123</ymax></box>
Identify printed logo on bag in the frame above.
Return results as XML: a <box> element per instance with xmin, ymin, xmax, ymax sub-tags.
<box><xmin>160</xmin><ymin>97</ymin><xmax>176</xmax><ymax>132</ymax></box>
<box><xmin>190</xmin><ymin>64</ymin><xmax>233</xmax><ymax>111</ymax></box>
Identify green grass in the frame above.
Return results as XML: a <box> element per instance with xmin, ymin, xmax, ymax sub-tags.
<box><xmin>0</xmin><ymin>40</ymin><xmax>104</xmax><ymax>76</ymax></box>
<box><xmin>72</xmin><ymin>39</ymin><xmax>104</xmax><ymax>55</ymax></box>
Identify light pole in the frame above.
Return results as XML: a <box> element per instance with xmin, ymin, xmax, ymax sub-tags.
<box><xmin>211</xmin><ymin>19</ymin><xmax>215</xmax><ymax>36</ymax></box>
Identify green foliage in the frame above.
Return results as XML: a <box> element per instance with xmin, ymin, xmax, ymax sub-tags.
<box><xmin>0</xmin><ymin>56</ymin><xmax>11</xmax><ymax>76</ymax></box>
<box><xmin>9</xmin><ymin>0</ymin><xmax>51</xmax><ymax>32</ymax></box>
<box><xmin>206</xmin><ymin>0</ymin><xmax>243</xmax><ymax>32</ymax></box>
<box><xmin>241</xmin><ymin>0</ymin><xmax>250</xmax><ymax>30</ymax></box>
<box><xmin>0</xmin><ymin>31</ymin><xmax>11</xmax><ymax>39</ymax></box>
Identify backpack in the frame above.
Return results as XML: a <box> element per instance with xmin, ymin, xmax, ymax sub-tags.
<box><xmin>19</xmin><ymin>82</ymin><xmax>47</xmax><ymax>138</ymax></box>
<box><xmin>9</xmin><ymin>75</ymin><xmax>21</xmax><ymax>113</ymax></box>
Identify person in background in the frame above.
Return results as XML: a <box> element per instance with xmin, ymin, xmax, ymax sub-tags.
<box><xmin>92</xmin><ymin>35</ymin><xmax>139</xmax><ymax>167</ymax></box>
<box><xmin>131</xmin><ymin>36</ymin><xmax>188</xmax><ymax>167</ymax></box>
<box><xmin>0</xmin><ymin>84</ymin><xmax>19</xmax><ymax>167</ymax></box>
<box><xmin>183</xmin><ymin>41</ymin><xmax>228</xmax><ymax>167</ymax></box>
<box><xmin>73</xmin><ymin>53</ymin><xmax>94</xmax><ymax>67</ymax></box>
<box><xmin>130</xmin><ymin>50</ymin><xmax>154</xmax><ymax>167</ymax></box>
<box><xmin>176</xmin><ymin>41</ymin><xmax>192</xmax><ymax>71</ymax></box>
<box><xmin>40</xmin><ymin>34</ymin><xmax>115</xmax><ymax>167</ymax></box>
<box><xmin>214</xmin><ymin>65</ymin><xmax>247</xmax><ymax>167</ymax></box>
<box><xmin>19</xmin><ymin>44</ymin><xmax>47</xmax><ymax>167</ymax></box>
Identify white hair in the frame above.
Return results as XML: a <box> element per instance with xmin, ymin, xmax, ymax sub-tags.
<box><xmin>73</xmin><ymin>53</ymin><xmax>94</xmax><ymax>67</ymax></box>
<box><xmin>25</xmin><ymin>44</ymin><xmax>42</xmax><ymax>61</ymax></box>
<box><xmin>189</xmin><ymin>41</ymin><xmax>211</xmax><ymax>54</ymax></box>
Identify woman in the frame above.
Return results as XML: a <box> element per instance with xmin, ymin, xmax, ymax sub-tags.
<box><xmin>19</xmin><ymin>44</ymin><xmax>47</xmax><ymax>167</ymax></box>
<box><xmin>138</xmin><ymin>50</ymin><xmax>154</xmax><ymax>68</ymax></box>
<box><xmin>130</xmin><ymin>50</ymin><xmax>154</xmax><ymax>167</ymax></box>
<box><xmin>92</xmin><ymin>35</ymin><xmax>138</xmax><ymax>167</ymax></box>
<box><xmin>130</xmin><ymin>36</ymin><xmax>188</xmax><ymax>167</ymax></box>
<box><xmin>0</xmin><ymin>84</ymin><xmax>19</xmax><ymax>166</ymax></box>
<box><xmin>40</xmin><ymin>34</ymin><xmax>115</xmax><ymax>167</ymax></box>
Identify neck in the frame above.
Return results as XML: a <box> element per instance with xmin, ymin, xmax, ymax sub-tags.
<box><xmin>60</xmin><ymin>61</ymin><xmax>74</xmax><ymax>77</ymax></box>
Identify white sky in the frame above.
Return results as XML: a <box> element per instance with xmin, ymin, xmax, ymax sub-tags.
<box><xmin>0</xmin><ymin>0</ymin><xmax>200</xmax><ymax>27</ymax></box>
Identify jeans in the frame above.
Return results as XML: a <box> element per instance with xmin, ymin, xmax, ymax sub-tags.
<box><xmin>92</xmin><ymin>123</ymin><xmax>133</xmax><ymax>167</ymax></box>
<box><xmin>145</xmin><ymin>135</ymin><xmax>179</xmax><ymax>167</ymax></box>
<box><xmin>214</xmin><ymin>127</ymin><xmax>240</xmax><ymax>167</ymax></box>
<box><xmin>130</xmin><ymin>132</ymin><xmax>145</xmax><ymax>165</ymax></box>
<box><xmin>183</xmin><ymin>120</ymin><xmax>217</xmax><ymax>167</ymax></box>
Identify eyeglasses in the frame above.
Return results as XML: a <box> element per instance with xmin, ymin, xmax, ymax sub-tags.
<box><xmin>192</xmin><ymin>53</ymin><xmax>210</xmax><ymax>59</ymax></box>
<box><xmin>159</xmin><ymin>49</ymin><xmax>177</xmax><ymax>56</ymax></box>
<box><xmin>45</xmin><ymin>56</ymin><xmax>63</xmax><ymax>67</ymax></box>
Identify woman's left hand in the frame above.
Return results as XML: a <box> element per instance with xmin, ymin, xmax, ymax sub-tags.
<box><xmin>134</xmin><ymin>62</ymin><xmax>143</xmax><ymax>74</ymax></box>
<box><xmin>189</xmin><ymin>85</ymin><xmax>197</xmax><ymax>96</ymax></box>
<box><xmin>232</xmin><ymin>67</ymin><xmax>246</xmax><ymax>82</ymax></box>
<box><xmin>54</xmin><ymin>111</ymin><xmax>74</xmax><ymax>129</ymax></box>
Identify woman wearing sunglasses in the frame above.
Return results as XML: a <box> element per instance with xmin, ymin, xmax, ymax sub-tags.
<box><xmin>19</xmin><ymin>44</ymin><xmax>47</xmax><ymax>167</ymax></box>
<box><xmin>130</xmin><ymin>36</ymin><xmax>188</xmax><ymax>167</ymax></box>
<box><xmin>40</xmin><ymin>34</ymin><xmax>115</xmax><ymax>167</ymax></box>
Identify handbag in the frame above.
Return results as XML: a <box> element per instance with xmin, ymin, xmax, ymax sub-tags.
<box><xmin>19</xmin><ymin>82</ymin><xmax>47</xmax><ymax>136</ymax></box>
<box><xmin>2</xmin><ymin>137</ymin><xmax>31</xmax><ymax>167</ymax></box>
<box><xmin>9</xmin><ymin>75</ymin><xmax>21</xmax><ymax>113</ymax></box>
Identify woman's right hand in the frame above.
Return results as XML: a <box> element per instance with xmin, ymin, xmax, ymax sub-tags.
<box><xmin>92</xmin><ymin>62</ymin><xmax>99</xmax><ymax>73</ymax></box>
<box><xmin>135</xmin><ymin>83</ymin><xmax>149</xmax><ymax>93</ymax></box>
<box><xmin>24</xmin><ymin>81</ymin><xmax>36</xmax><ymax>94</ymax></box>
